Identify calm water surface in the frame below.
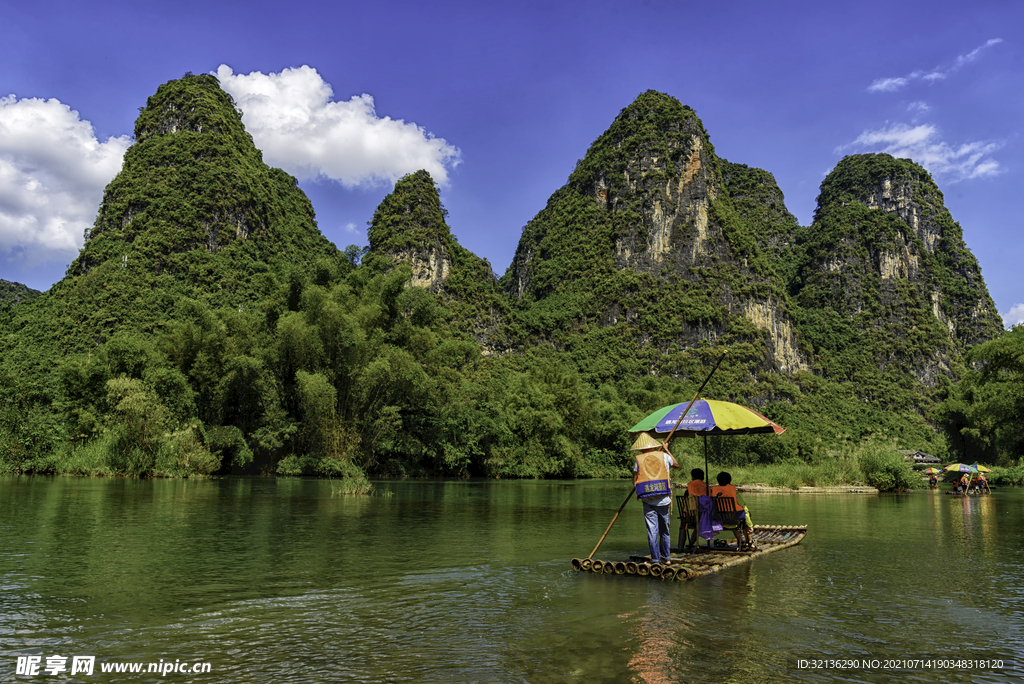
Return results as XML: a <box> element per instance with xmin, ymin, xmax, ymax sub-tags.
<box><xmin>2</xmin><ymin>477</ymin><xmax>1022</xmax><ymax>683</ymax></box>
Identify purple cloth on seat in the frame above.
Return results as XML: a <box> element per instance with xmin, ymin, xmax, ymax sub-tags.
<box><xmin>697</xmin><ymin>495</ymin><xmax>723</xmax><ymax>540</ymax></box>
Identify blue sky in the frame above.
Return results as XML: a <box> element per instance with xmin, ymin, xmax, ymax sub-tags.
<box><xmin>2</xmin><ymin>0</ymin><xmax>1021</xmax><ymax>326</ymax></box>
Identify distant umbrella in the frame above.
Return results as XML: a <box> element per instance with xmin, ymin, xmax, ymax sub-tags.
<box><xmin>923</xmin><ymin>468</ymin><xmax>941</xmax><ymax>475</ymax></box>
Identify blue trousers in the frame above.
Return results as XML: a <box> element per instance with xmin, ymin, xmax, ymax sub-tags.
<box><xmin>642</xmin><ymin>501</ymin><xmax>672</xmax><ymax>562</ymax></box>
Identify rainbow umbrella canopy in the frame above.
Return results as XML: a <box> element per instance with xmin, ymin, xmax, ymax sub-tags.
<box><xmin>629</xmin><ymin>399</ymin><xmax>785</xmax><ymax>437</ymax></box>
<box><xmin>944</xmin><ymin>463</ymin><xmax>979</xmax><ymax>473</ymax></box>
<box><xmin>629</xmin><ymin>399</ymin><xmax>785</xmax><ymax>484</ymax></box>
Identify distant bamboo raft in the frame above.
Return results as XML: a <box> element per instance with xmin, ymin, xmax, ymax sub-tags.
<box><xmin>570</xmin><ymin>525</ymin><xmax>807</xmax><ymax>580</ymax></box>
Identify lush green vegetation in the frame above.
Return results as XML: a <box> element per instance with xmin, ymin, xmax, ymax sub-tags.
<box><xmin>0</xmin><ymin>82</ymin><xmax>1014</xmax><ymax>487</ymax></box>
<box><xmin>934</xmin><ymin>325</ymin><xmax>1024</xmax><ymax>465</ymax></box>
<box><xmin>0</xmin><ymin>279</ymin><xmax>41</xmax><ymax>307</ymax></box>
<box><xmin>369</xmin><ymin>170</ymin><xmax>516</xmax><ymax>351</ymax></box>
<box><xmin>704</xmin><ymin>438</ymin><xmax>922</xmax><ymax>492</ymax></box>
<box><xmin>0</xmin><ymin>255</ymin><xmax>661</xmax><ymax>480</ymax></box>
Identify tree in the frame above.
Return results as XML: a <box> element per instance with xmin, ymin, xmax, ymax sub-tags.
<box><xmin>937</xmin><ymin>326</ymin><xmax>1024</xmax><ymax>464</ymax></box>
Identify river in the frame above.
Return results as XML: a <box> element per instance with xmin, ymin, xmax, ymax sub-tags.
<box><xmin>2</xmin><ymin>476</ymin><xmax>1022</xmax><ymax>683</ymax></box>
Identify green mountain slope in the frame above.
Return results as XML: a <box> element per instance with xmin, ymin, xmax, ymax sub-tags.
<box><xmin>368</xmin><ymin>169</ymin><xmax>514</xmax><ymax>353</ymax></box>
<box><xmin>499</xmin><ymin>90</ymin><xmax>806</xmax><ymax>393</ymax></box>
<box><xmin>0</xmin><ymin>280</ymin><xmax>41</xmax><ymax>307</ymax></box>
<box><xmin>0</xmin><ymin>73</ymin><xmax>341</xmax><ymax>377</ymax></box>
<box><xmin>792</xmin><ymin>153</ymin><xmax>1003</xmax><ymax>398</ymax></box>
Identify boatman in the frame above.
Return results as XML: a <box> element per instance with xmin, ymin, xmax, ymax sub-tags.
<box><xmin>632</xmin><ymin>432</ymin><xmax>679</xmax><ymax>565</ymax></box>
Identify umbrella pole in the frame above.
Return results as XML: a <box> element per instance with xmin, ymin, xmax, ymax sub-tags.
<box><xmin>704</xmin><ymin>434</ymin><xmax>709</xmax><ymax>486</ymax></box>
<box><xmin>587</xmin><ymin>488</ymin><xmax>635</xmax><ymax>560</ymax></box>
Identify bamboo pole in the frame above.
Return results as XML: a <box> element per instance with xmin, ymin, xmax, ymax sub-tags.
<box><xmin>660</xmin><ymin>350</ymin><xmax>728</xmax><ymax>453</ymax></box>
<box><xmin>586</xmin><ymin>350</ymin><xmax>729</xmax><ymax>563</ymax></box>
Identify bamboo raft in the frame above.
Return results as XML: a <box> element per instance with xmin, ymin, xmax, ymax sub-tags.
<box><xmin>570</xmin><ymin>525</ymin><xmax>807</xmax><ymax>580</ymax></box>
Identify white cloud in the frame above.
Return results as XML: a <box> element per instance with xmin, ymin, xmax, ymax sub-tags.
<box><xmin>216</xmin><ymin>64</ymin><xmax>461</xmax><ymax>187</ymax></box>
<box><xmin>867</xmin><ymin>38</ymin><xmax>1002</xmax><ymax>93</ymax></box>
<box><xmin>839</xmin><ymin>123</ymin><xmax>1003</xmax><ymax>181</ymax></box>
<box><xmin>907</xmin><ymin>101</ymin><xmax>930</xmax><ymax>116</ymax></box>
<box><xmin>0</xmin><ymin>66</ymin><xmax>461</xmax><ymax>277</ymax></box>
<box><xmin>0</xmin><ymin>95</ymin><xmax>130</xmax><ymax>266</ymax></box>
<box><xmin>867</xmin><ymin>77</ymin><xmax>908</xmax><ymax>93</ymax></box>
<box><xmin>1002</xmin><ymin>303</ymin><xmax>1024</xmax><ymax>329</ymax></box>
<box><xmin>955</xmin><ymin>38</ymin><xmax>1003</xmax><ymax>69</ymax></box>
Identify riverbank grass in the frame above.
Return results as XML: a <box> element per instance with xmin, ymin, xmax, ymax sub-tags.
<box><xmin>671</xmin><ymin>439</ymin><xmax>922</xmax><ymax>492</ymax></box>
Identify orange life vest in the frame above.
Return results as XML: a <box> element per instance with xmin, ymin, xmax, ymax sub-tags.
<box><xmin>687</xmin><ymin>480</ymin><xmax>707</xmax><ymax>497</ymax></box>
<box><xmin>712</xmin><ymin>483</ymin><xmax>744</xmax><ymax>511</ymax></box>
<box><xmin>634</xmin><ymin>451</ymin><xmax>671</xmax><ymax>500</ymax></box>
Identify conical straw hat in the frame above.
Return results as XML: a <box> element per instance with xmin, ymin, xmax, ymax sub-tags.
<box><xmin>631</xmin><ymin>432</ymin><xmax>662</xmax><ymax>450</ymax></box>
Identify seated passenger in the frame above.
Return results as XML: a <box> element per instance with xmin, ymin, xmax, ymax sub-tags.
<box><xmin>683</xmin><ymin>468</ymin><xmax>707</xmax><ymax>549</ymax></box>
<box><xmin>712</xmin><ymin>471</ymin><xmax>753</xmax><ymax>550</ymax></box>
<box><xmin>687</xmin><ymin>468</ymin><xmax>708</xmax><ymax>497</ymax></box>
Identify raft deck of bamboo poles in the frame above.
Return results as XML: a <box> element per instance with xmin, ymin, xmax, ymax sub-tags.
<box><xmin>570</xmin><ymin>525</ymin><xmax>807</xmax><ymax>581</ymax></box>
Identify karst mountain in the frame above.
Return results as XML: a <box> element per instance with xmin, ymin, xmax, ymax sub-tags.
<box><xmin>0</xmin><ymin>78</ymin><xmax>1005</xmax><ymax>476</ymax></box>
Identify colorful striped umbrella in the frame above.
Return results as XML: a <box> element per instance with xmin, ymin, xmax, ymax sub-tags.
<box><xmin>629</xmin><ymin>399</ymin><xmax>785</xmax><ymax>437</ymax></box>
<box><xmin>944</xmin><ymin>463</ymin><xmax>978</xmax><ymax>473</ymax></box>
<box><xmin>629</xmin><ymin>399</ymin><xmax>785</xmax><ymax>518</ymax></box>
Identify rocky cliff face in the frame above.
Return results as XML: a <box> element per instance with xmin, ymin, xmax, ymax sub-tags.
<box><xmin>368</xmin><ymin>170</ymin><xmax>512</xmax><ymax>353</ymax></box>
<box><xmin>501</xmin><ymin>91</ymin><xmax>808</xmax><ymax>382</ymax></box>
<box><xmin>362</xmin><ymin>97</ymin><xmax>1000</xmax><ymax>407</ymax></box>
<box><xmin>794</xmin><ymin>153</ymin><xmax>1002</xmax><ymax>386</ymax></box>
<box><xmin>368</xmin><ymin>170</ymin><xmax>454</xmax><ymax>294</ymax></box>
<box><xmin>719</xmin><ymin>161</ymin><xmax>809</xmax><ymax>376</ymax></box>
<box><xmin>850</xmin><ymin>161</ymin><xmax>999</xmax><ymax>349</ymax></box>
<box><xmin>508</xmin><ymin>93</ymin><xmax>729</xmax><ymax>286</ymax></box>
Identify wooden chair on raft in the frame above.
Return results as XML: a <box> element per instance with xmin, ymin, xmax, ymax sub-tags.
<box><xmin>675</xmin><ymin>494</ymin><xmax>700</xmax><ymax>551</ymax></box>
<box><xmin>713</xmin><ymin>495</ymin><xmax>753</xmax><ymax>551</ymax></box>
